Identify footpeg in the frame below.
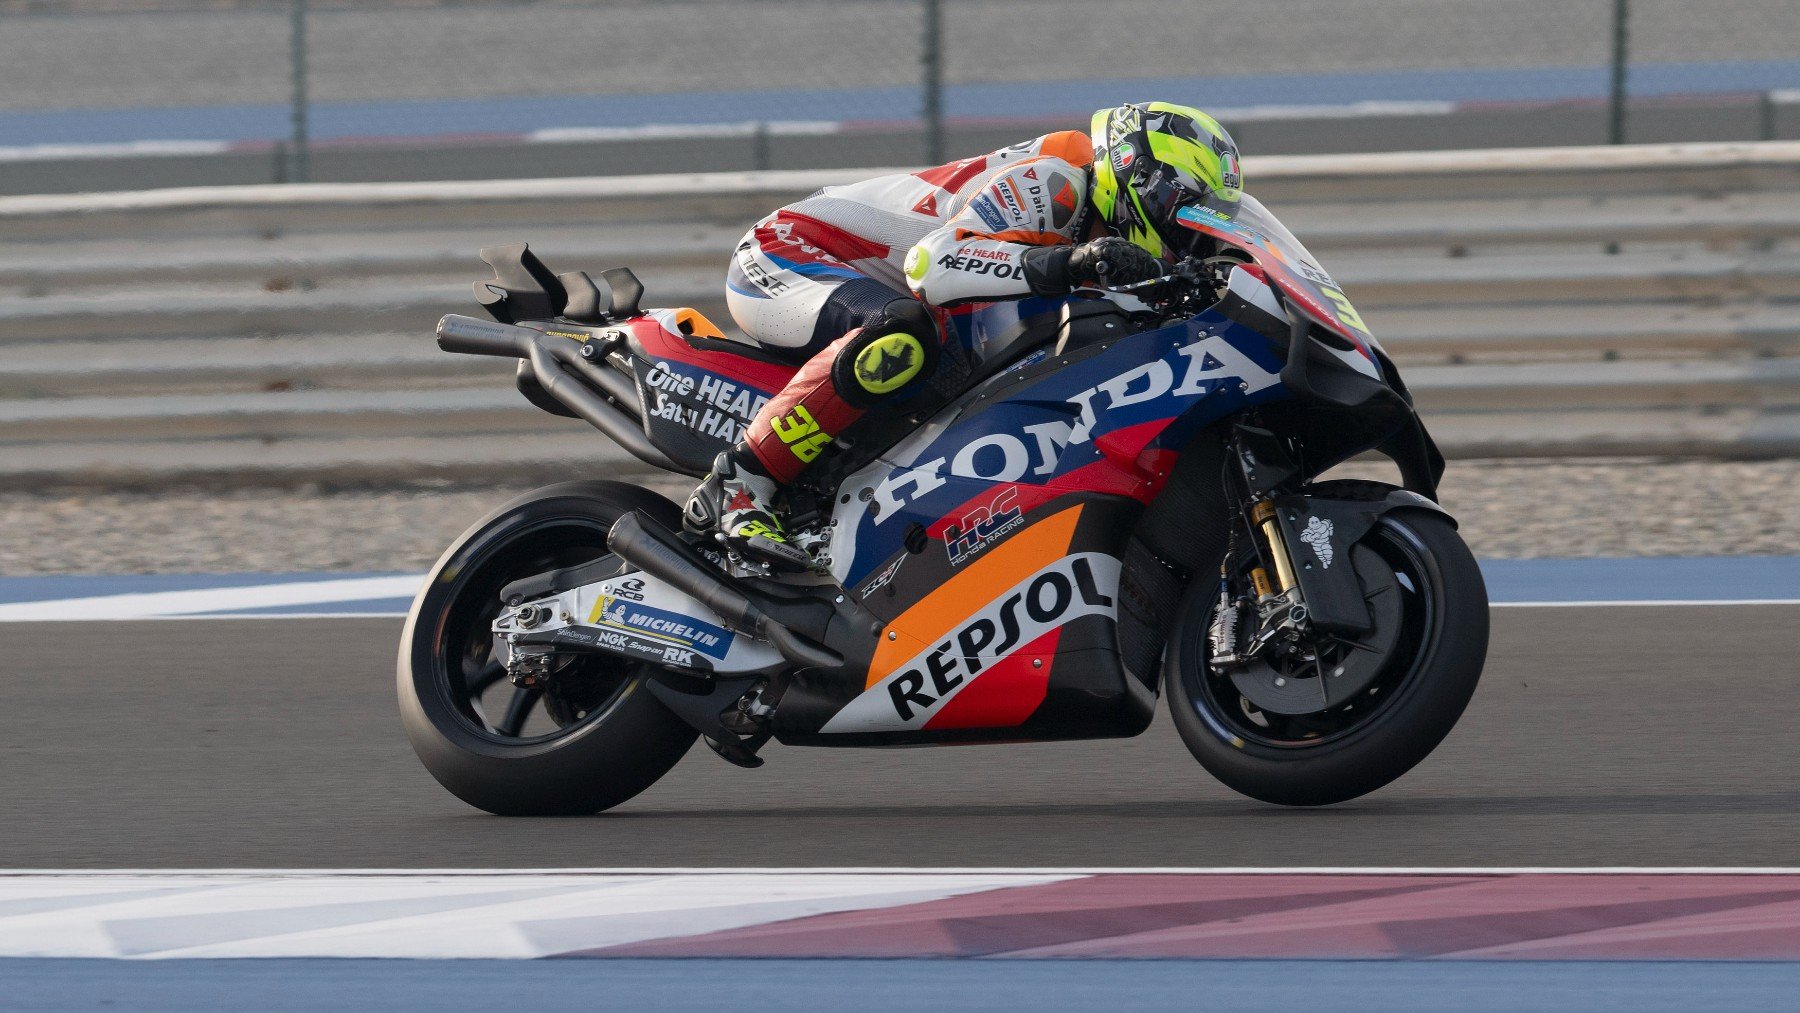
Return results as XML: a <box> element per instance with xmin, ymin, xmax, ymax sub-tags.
<box><xmin>732</xmin><ymin>531</ymin><xmax>817</xmax><ymax>573</ymax></box>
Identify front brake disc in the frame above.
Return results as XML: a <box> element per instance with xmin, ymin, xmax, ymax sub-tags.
<box><xmin>1229</xmin><ymin>542</ymin><xmax>1403</xmax><ymax>716</ymax></box>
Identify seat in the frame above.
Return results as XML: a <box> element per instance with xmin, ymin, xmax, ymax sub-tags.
<box><xmin>671</xmin><ymin>307</ymin><xmax>797</xmax><ymax>367</ymax></box>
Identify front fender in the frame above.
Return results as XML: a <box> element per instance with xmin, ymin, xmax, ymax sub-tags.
<box><xmin>1273</xmin><ymin>487</ymin><xmax>1454</xmax><ymax>635</ymax></box>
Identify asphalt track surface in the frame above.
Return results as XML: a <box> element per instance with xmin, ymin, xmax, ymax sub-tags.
<box><xmin>10</xmin><ymin>958</ymin><xmax>1800</xmax><ymax>1013</ymax></box>
<box><xmin>4</xmin><ymin>603</ymin><xmax>1796</xmax><ymax>869</ymax></box>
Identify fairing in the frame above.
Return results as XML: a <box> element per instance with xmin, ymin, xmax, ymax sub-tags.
<box><xmin>558</xmin><ymin>220</ymin><xmax>1415</xmax><ymax>745</ymax></box>
<box><xmin>772</xmin><ymin>304</ymin><xmax>1294</xmax><ymax>743</ymax></box>
<box><xmin>621</xmin><ymin>309</ymin><xmax>793</xmax><ymax>473</ymax></box>
<box><xmin>1175</xmin><ymin>194</ymin><xmax>1383</xmax><ymax>364</ymax></box>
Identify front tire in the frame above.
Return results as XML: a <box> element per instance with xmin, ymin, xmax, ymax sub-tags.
<box><xmin>1166</xmin><ymin>503</ymin><xmax>1488</xmax><ymax>806</ymax></box>
<box><xmin>398</xmin><ymin>480</ymin><xmax>698</xmax><ymax>816</ymax></box>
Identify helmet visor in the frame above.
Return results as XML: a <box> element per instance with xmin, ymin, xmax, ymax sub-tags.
<box><xmin>1148</xmin><ymin>188</ymin><xmax>1241</xmax><ymax>258</ymax></box>
<box><xmin>1136</xmin><ymin>162</ymin><xmax>1239</xmax><ymax>256</ymax></box>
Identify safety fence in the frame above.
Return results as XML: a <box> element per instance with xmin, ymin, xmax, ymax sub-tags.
<box><xmin>2</xmin><ymin>1</ymin><xmax>1800</xmax><ymax>194</ymax></box>
<box><xmin>0</xmin><ymin>140</ymin><xmax>1797</xmax><ymax>488</ymax></box>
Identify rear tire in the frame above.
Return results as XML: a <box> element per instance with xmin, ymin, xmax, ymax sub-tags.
<box><xmin>1166</xmin><ymin>502</ymin><xmax>1488</xmax><ymax>806</ymax></box>
<box><xmin>398</xmin><ymin>480</ymin><xmax>699</xmax><ymax>816</ymax></box>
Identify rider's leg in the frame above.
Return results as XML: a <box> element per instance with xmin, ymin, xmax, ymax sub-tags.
<box><xmin>742</xmin><ymin>296</ymin><xmax>938</xmax><ymax>484</ymax></box>
<box><xmin>691</xmin><ymin>287</ymin><xmax>937</xmax><ymax>568</ymax></box>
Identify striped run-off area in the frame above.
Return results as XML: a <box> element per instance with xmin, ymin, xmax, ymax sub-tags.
<box><xmin>9</xmin><ymin>871</ymin><xmax>1800</xmax><ymax>961</ymax></box>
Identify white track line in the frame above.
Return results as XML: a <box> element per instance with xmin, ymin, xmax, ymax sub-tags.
<box><xmin>0</xmin><ymin>140</ymin><xmax>231</xmax><ymax>162</ymax></box>
<box><xmin>529</xmin><ymin>120</ymin><xmax>840</xmax><ymax>143</ymax></box>
<box><xmin>7</xmin><ymin>867</ymin><xmax>1800</xmax><ymax>877</ymax></box>
<box><xmin>0</xmin><ymin>575</ymin><xmax>421</xmax><ymax>622</ymax></box>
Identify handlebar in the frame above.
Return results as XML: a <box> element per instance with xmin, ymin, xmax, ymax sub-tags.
<box><xmin>436</xmin><ymin>314</ymin><xmax>536</xmax><ymax>357</ymax></box>
<box><xmin>1089</xmin><ymin>257</ymin><xmax>1221</xmax><ymax>304</ymax></box>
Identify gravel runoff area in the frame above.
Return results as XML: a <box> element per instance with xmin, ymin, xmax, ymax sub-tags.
<box><xmin>2</xmin><ymin>458</ymin><xmax>1796</xmax><ymax>577</ymax></box>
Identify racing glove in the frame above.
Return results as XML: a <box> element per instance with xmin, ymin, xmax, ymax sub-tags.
<box><xmin>1023</xmin><ymin>237</ymin><xmax>1167</xmax><ymax>296</ymax></box>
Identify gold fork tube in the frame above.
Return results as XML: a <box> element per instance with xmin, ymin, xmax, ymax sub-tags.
<box><xmin>1251</xmin><ymin>500</ymin><xmax>1297</xmax><ymax>593</ymax></box>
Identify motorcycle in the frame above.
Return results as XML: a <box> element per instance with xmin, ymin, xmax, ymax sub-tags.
<box><xmin>398</xmin><ymin>194</ymin><xmax>1489</xmax><ymax>814</ymax></box>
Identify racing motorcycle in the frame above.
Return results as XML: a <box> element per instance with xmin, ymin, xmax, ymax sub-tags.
<box><xmin>398</xmin><ymin>195</ymin><xmax>1489</xmax><ymax>814</ymax></box>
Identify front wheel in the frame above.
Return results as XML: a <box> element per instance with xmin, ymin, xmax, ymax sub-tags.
<box><xmin>398</xmin><ymin>480</ymin><xmax>698</xmax><ymax>816</ymax></box>
<box><xmin>1166</xmin><ymin>502</ymin><xmax>1488</xmax><ymax>806</ymax></box>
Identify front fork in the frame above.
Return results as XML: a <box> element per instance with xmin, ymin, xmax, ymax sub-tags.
<box><xmin>1210</xmin><ymin>427</ymin><xmax>1314</xmax><ymax>670</ymax></box>
<box><xmin>1251</xmin><ymin>499</ymin><xmax>1298</xmax><ymax>601</ymax></box>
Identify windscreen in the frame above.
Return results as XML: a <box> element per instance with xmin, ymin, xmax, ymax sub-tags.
<box><xmin>1175</xmin><ymin>195</ymin><xmax>1381</xmax><ymax>356</ymax></box>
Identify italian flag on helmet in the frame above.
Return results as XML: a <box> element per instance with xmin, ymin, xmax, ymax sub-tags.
<box><xmin>1088</xmin><ymin>101</ymin><xmax>1244</xmax><ymax>258</ymax></box>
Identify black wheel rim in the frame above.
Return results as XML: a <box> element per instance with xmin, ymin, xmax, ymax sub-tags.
<box><xmin>429</xmin><ymin>513</ymin><xmax>638</xmax><ymax>745</ymax></box>
<box><xmin>1185</xmin><ymin>516</ymin><xmax>1439</xmax><ymax>750</ymax></box>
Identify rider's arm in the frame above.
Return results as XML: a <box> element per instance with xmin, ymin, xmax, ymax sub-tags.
<box><xmin>904</xmin><ymin>157</ymin><xmax>1088</xmax><ymax>306</ymax></box>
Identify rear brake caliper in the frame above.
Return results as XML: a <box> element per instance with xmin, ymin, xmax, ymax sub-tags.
<box><xmin>504</xmin><ymin>644</ymin><xmax>555</xmax><ymax>689</ymax></box>
<box><xmin>493</xmin><ymin>597</ymin><xmax>575</xmax><ymax>688</ymax></box>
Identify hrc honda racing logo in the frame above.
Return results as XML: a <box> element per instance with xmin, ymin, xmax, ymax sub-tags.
<box><xmin>944</xmin><ymin>487</ymin><xmax>1024</xmax><ymax>566</ymax></box>
<box><xmin>820</xmin><ymin>553</ymin><xmax>1121</xmax><ymax>733</ymax></box>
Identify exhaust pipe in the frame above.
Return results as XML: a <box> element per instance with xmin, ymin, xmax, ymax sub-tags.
<box><xmin>607</xmin><ymin>511</ymin><xmax>842</xmax><ymax>672</ymax></box>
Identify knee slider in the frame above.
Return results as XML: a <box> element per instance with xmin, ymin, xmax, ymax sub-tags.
<box><xmin>830</xmin><ymin>300</ymin><xmax>940</xmax><ymax>409</ymax></box>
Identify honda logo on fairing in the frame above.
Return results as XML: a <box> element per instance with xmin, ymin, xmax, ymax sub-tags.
<box><xmin>820</xmin><ymin>553</ymin><xmax>1122</xmax><ymax>733</ymax></box>
<box><xmin>870</xmin><ymin>334</ymin><xmax>1279</xmax><ymax>524</ymax></box>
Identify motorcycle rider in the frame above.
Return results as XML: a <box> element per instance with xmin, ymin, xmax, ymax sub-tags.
<box><xmin>687</xmin><ymin>101</ymin><xmax>1246</xmax><ymax>569</ymax></box>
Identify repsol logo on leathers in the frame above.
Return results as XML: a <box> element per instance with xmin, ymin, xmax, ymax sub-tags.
<box><xmin>870</xmin><ymin>333</ymin><xmax>1279</xmax><ymax>525</ymax></box>
<box><xmin>820</xmin><ymin>553</ymin><xmax>1122</xmax><ymax>733</ymax></box>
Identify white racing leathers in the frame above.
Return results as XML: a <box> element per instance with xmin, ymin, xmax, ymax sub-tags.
<box><xmin>725</xmin><ymin>131</ymin><xmax>1094</xmax><ymax>352</ymax></box>
<box><xmin>903</xmin><ymin>138</ymin><xmax>1092</xmax><ymax>306</ymax></box>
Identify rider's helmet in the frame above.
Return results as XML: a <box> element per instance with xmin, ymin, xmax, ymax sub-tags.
<box><xmin>1088</xmin><ymin>101</ymin><xmax>1244</xmax><ymax>259</ymax></box>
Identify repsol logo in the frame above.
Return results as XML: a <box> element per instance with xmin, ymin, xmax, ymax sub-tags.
<box><xmin>937</xmin><ymin>253</ymin><xmax>1022</xmax><ymax>279</ymax></box>
<box><xmin>870</xmin><ymin>333</ymin><xmax>1279</xmax><ymax>526</ymax></box>
<box><xmin>819</xmin><ymin>553</ymin><xmax>1122</xmax><ymax>733</ymax></box>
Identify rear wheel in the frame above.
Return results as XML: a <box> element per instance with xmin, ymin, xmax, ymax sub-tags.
<box><xmin>1166</xmin><ymin>492</ymin><xmax>1488</xmax><ymax>806</ymax></box>
<box><xmin>398</xmin><ymin>480</ymin><xmax>698</xmax><ymax>816</ymax></box>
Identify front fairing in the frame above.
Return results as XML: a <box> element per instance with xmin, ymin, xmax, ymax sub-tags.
<box><xmin>1175</xmin><ymin>194</ymin><xmax>1385</xmax><ymax>365</ymax></box>
<box><xmin>828</xmin><ymin>307</ymin><xmax>1290</xmax><ymax>593</ymax></box>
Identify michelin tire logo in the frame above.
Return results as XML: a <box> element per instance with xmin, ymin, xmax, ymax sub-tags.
<box><xmin>1300</xmin><ymin>516</ymin><xmax>1334</xmax><ymax>568</ymax></box>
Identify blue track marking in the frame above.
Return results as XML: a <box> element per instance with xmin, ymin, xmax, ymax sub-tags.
<box><xmin>0</xmin><ymin>558</ymin><xmax>1791</xmax><ymax>619</ymax></box>
<box><xmin>1482</xmin><ymin>556</ymin><xmax>1800</xmax><ymax>604</ymax></box>
<box><xmin>5</xmin><ymin>57</ymin><xmax>1799</xmax><ymax>148</ymax></box>
<box><xmin>202</xmin><ymin>597</ymin><xmax>419</xmax><ymax>616</ymax></box>
<box><xmin>4</xmin><ymin>957</ymin><xmax>1798</xmax><ymax>1013</ymax></box>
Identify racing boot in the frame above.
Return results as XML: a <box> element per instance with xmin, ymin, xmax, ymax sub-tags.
<box><xmin>685</xmin><ymin>451</ymin><xmax>815</xmax><ymax>572</ymax></box>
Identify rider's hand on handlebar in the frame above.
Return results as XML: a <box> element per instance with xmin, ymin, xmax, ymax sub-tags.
<box><xmin>1022</xmin><ymin>237</ymin><xmax>1187</xmax><ymax>303</ymax></box>
<box><xmin>1067</xmin><ymin>237</ymin><xmax>1167</xmax><ymax>289</ymax></box>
